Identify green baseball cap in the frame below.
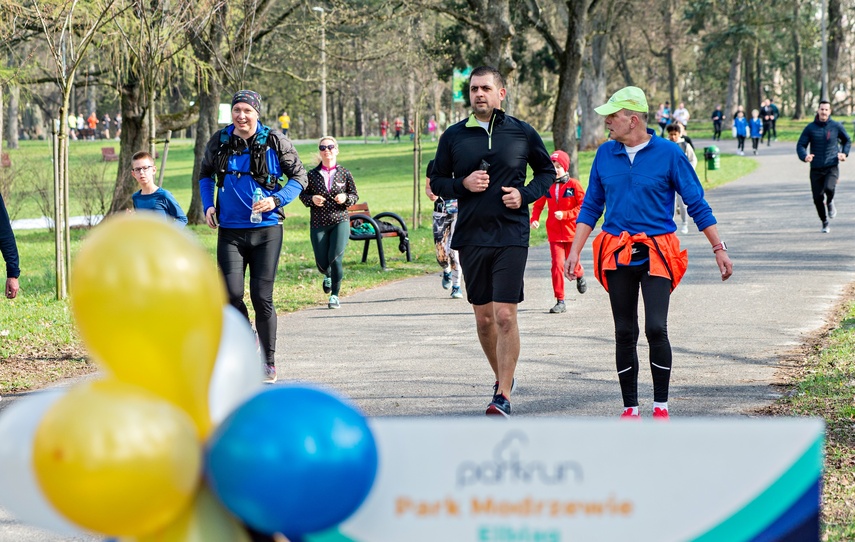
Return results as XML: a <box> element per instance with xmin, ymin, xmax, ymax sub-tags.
<box><xmin>594</xmin><ymin>86</ymin><xmax>649</xmax><ymax>115</ymax></box>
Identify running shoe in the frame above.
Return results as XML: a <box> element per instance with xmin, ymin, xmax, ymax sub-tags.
<box><xmin>264</xmin><ymin>364</ymin><xmax>277</xmax><ymax>384</ymax></box>
<box><xmin>576</xmin><ymin>277</ymin><xmax>587</xmax><ymax>294</ymax></box>
<box><xmin>493</xmin><ymin>378</ymin><xmax>517</xmax><ymax>396</ymax></box>
<box><xmin>620</xmin><ymin>407</ymin><xmax>640</xmax><ymax>420</ymax></box>
<box><xmin>486</xmin><ymin>393</ymin><xmax>511</xmax><ymax>418</ymax></box>
<box><xmin>450</xmin><ymin>286</ymin><xmax>463</xmax><ymax>299</ymax></box>
<box><xmin>328</xmin><ymin>295</ymin><xmax>341</xmax><ymax>309</ymax></box>
<box><xmin>653</xmin><ymin>407</ymin><xmax>670</xmax><ymax>420</ymax></box>
<box><xmin>822</xmin><ymin>221</ymin><xmax>830</xmax><ymax>234</ymax></box>
<box><xmin>441</xmin><ymin>271</ymin><xmax>452</xmax><ymax>290</ymax></box>
<box><xmin>549</xmin><ymin>301</ymin><xmax>566</xmax><ymax>313</ymax></box>
<box><xmin>680</xmin><ymin>223</ymin><xmax>689</xmax><ymax>234</ymax></box>
<box><xmin>322</xmin><ymin>276</ymin><xmax>332</xmax><ymax>294</ymax></box>
<box><xmin>827</xmin><ymin>201</ymin><xmax>837</xmax><ymax>219</ymax></box>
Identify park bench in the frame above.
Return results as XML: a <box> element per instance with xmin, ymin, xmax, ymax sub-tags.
<box><xmin>0</xmin><ymin>153</ymin><xmax>10</xmax><ymax>168</ymax></box>
<box><xmin>101</xmin><ymin>147</ymin><xmax>119</xmax><ymax>162</ymax></box>
<box><xmin>348</xmin><ymin>203</ymin><xmax>411</xmax><ymax>270</ymax></box>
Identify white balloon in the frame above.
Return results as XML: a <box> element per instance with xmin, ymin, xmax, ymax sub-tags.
<box><xmin>208</xmin><ymin>306</ymin><xmax>264</xmax><ymax>425</ymax></box>
<box><xmin>0</xmin><ymin>388</ymin><xmax>91</xmax><ymax>536</ymax></box>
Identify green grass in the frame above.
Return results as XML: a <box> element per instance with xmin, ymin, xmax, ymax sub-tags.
<box><xmin>767</xmin><ymin>300</ymin><xmax>855</xmax><ymax>539</ymax></box>
<box><xmin>0</xmin><ymin>136</ymin><xmax>753</xmax><ymax>391</ymax></box>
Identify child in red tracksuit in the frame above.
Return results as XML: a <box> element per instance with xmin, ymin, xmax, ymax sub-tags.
<box><xmin>530</xmin><ymin>150</ymin><xmax>587</xmax><ymax>313</ymax></box>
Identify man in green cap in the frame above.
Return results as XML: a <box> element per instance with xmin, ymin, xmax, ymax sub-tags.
<box><xmin>565</xmin><ymin>86</ymin><xmax>733</xmax><ymax>420</ymax></box>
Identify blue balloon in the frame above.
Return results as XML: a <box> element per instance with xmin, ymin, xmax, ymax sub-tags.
<box><xmin>205</xmin><ymin>385</ymin><xmax>378</xmax><ymax>537</ymax></box>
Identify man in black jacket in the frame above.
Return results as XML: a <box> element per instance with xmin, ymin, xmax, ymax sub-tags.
<box><xmin>0</xmin><ymin>193</ymin><xmax>19</xmax><ymax>300</ymax></box>
<box><xmin>430</xmin><ymin>66</ymin><xmax>555</xmax><ymax>418</ymax></box>
<box><xmin>796</xmin><ymin>101</ymin><xmax>851</xmax><ymax>233</ymax></box>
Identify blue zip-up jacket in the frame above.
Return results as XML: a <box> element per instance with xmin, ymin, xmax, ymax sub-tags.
<box><xmin>577</xmin><ymin>128</ymin><xmax>717</xmax><ymax>236</ymax></box>
<box><xmin>733</xmin><ymin>116</ymin><xmax>747</xmax><ymax>137</ymax></box>
<box><xmin>796</xmin><ymin>116</ymin><xmax>852</xmax><ymax>169</ymax></box>
<box><xmin>199</xmin><ymin>123</ymin><xmax>307</xmax><ymax>228</ymax></box>
<box><xmin>749</xmin><ymin>118</ymin><xmax>763</xmax><ymax>138</ymax></box>
<box><xmin>430</xmin><ymin>108</ymin><xmax>555</xmax><ymax>248</ymax></box>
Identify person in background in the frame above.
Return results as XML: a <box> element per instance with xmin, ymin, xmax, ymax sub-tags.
<box><xmin>278</xmin><ymin>110</ymin><xmax>291</xmax><ymax>138</ymax></box>
<box><xmin>530</xmin><ymin>149</ymin><xmax>587</xmax><ymax>314</ymax></box>
<box><xmin>299</xmin><ymin>136</ymin><xmax>359</xmax><ymax>309</ymax></box>
<box><xmin>425</xmin><ymin>159</ymin><xmax>463</xmax><ymax>299</ymax></box>
<box><xmin>733</xmin><ymin>109</ymin><xmax>747</xmax><ymax>155</ymax></box>
<box><xmin>749</xmin><ymin>109</ymin><xmax>763</xmax><ymax>155</ymax></box>
<box><xmin>130</xmin><ymin>151</ymin><xmax>187</xmax><ymax>227</ymax></box>
<box><xmin>796</xmin><ymin>100</ymin><xmax>851</xmax><ymax>233</ymax></box>
<box><xmin>198</xmin><ymin>90</ymin><xmax>308</xmax><ymax>384</ymax></box>
<box><xmin>710</xmin><ymin>105</ymin><xmax>725</xmax><ymax>141</ymax></box>
<box><xmin>666</xmin><ymin>124</ymin><xmax>698</xmax><ymax>234</ymax></box>
<box><xmin>566</xmin><ymin>86</ymin><xmax>733</xmax><ymax>420</ymax></box>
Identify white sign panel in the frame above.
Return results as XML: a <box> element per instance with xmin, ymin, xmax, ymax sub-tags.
<box><xmin>307</xmin><ymin>418</ymin><xmax>823</xmax><ymax>542</ymax></box>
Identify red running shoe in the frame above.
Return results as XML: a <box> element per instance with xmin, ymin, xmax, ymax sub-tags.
<box><xmin>620</xmin><ymin>408</ymin><xmax>640</xmax><ymax>420</ymax></box>
<box><xmin>653</xmin><ymin>407</ymin><xmax>670</xmax><ymax>420</ymax></box>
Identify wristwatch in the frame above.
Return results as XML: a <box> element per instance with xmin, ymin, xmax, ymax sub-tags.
<box><xmin>272</xmin><ymin>195</ymin><xmax>283</xmax><ymax>208</ymax></box>
<box><xmin>712</xmin><ymin>241</ymin><xmax>728</xmax><ymax>253</ymax></box>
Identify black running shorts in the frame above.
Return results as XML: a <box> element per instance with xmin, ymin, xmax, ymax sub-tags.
<box><xmin>458</xmin><ymin>245</ymin><xmax>527</xmax><ymax>305</ymax></box>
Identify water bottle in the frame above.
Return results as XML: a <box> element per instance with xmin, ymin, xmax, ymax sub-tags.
<box><xmin>250</xmin><ymin>187</ymin><xmax>263</xmax><ymax>224</ymax></box>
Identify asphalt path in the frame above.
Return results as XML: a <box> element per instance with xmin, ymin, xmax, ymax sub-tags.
<box><xmin>3</xmin><ymin>135</ymin><xmax>854</xmax><ymax>540</ymax></box>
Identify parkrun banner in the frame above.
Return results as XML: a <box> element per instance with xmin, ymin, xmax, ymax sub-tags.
<box><xmin>307</xmin><ymin>418</ymin><xmax>823</xmax><ymax>542</ymax></box>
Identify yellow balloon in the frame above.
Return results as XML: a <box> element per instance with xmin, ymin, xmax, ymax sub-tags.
<box><xmin>122</xmin><ymin>486</ymin><xmax>251</xmax><ymax>542</ymax></box>
<box><xmin>70</xmin><ymin>214</ymin><xmax>225</xmax><ymax>436</ymax></box>
<box><xmin>33</xmin><ymin>379</ymin><xmax>202</xmax><ymax>538</ymax></box>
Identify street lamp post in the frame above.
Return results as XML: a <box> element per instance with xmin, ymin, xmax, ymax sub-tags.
<box><xmin>313</xmin><ymin>6</ymin><xmax>327</xmax><ymax>136</ymax></box>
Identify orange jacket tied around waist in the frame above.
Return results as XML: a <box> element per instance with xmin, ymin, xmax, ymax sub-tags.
<box><xmin>592</xmin><ymin>231</ymin><xmax>688</xmax><ymax>292</ymax></box>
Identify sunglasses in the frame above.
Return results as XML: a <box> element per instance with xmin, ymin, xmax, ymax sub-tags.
<box><xmin>318</xmin><ymin>144</ymin><xmax>336</xmax><ymax>151</ymax></box>
<box><xmin>131</xmin><ymin>165</ymin><xmax>154</xmax><ymax>174</ymax></box>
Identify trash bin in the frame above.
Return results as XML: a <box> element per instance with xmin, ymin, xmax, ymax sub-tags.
<box><xmin>704</xmin><ymin>145</ymin><xmax>720</xmax><ymax>170</ymax></box>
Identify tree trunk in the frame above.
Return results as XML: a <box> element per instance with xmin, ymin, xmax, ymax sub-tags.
<box><xmin>725</xmin><ymin>48</ymin><xmax>742</xmax><ymax>127</ymax></box>
<box><xmin>109</xmin><ymin>73</ymin><xmax>149</xmax><ymax>214</ymax></box>
<box><xmin>5</xmin><ymin>85</ymin><xmax>19</xmax><ymax>149</ymax></box>
<box><xmin>354</xmin><ymin>89</ymin><xmax>364</xmax><ymax>137</ymax></box>
<box><xmin>551</xmin><ymin>0</ymin><xmax>589</xmax><ymax>179</ymax></box>
<box><xmin>580</xmin><ymin>25</ymin><xmax>607</xmax><ymax>150</ymax></box>
<box><xmin>743</xmin><ymin>44</ymin><xmax>760</xmax><ymax>111</ymax></box>
<box><xmin>613</xmin><ymin>35</ymin><xmax>634</xmax><ymax>86</ymax></box>
<box><xmin>827</xmin><ymin>0</ymin><xmax>842</xmax><ymax>90</ymax></box>
<box><xmin>792</xmin><ymin>2</ymin><xmax>805</xmax><ymax>119</ymax></box>
<box><xmin>187</xmin><ymin>79</ymin><xmax>220</xmax><ymax>224</ymax></box>
<box><xmin>482</xmin><ymin>0</ymin><xmax>517</xmax><ymax>116</ymax></box>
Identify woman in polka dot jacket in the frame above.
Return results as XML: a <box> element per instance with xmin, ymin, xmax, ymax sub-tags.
<box><xmin>299</xmin><ymin>136</ymin><xmax>359</xmax><ymax>309</ymax></box>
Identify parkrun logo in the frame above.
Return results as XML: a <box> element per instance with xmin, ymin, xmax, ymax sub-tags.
<box><xmin>455</xmin><ymin>430</ymin><xmax>583</xmax><ymax>488</ymax></box>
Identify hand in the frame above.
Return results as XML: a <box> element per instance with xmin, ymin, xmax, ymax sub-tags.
<box><xmin>716</xmin><ymin>250</ymin><xmax>733</xmax><ymax>281</ymax></box>
<box><xmin>462</xmin><ymin>170</ymin><xmax>490</xmax><ymax>192</ymax></box>
<box><xmin>838</xmin><ymin>153</ymin><xmax>847</xmax><ymax>162</ymax></box>
<box><xmin>564</xmin><ymin>252</ymin><xmax>580</xmax><ymax>280</ymax></box>
<box><xmin>554</xmin><ymin>210</ymin><xmax>564</xmax><ymax>220</ymax></box>
<box><xmin>426</xmin><ymin>191</ymin><xmax>438</xmax><ymax>202</ymax></box>
<box><xmin>205</xmin><ymin>207</ymin><xmax>218</xmax><ymax>229</ymax></box>
<box><xmin>252</xmin><ymin>197</ymin><xmax>276</xmax><ymax>213</ymax></box>
<box><xmin>5</xmin><ymin>277</ymin><xmax>18</xmax><ymax>299</ymax></box>
<box><xmin>531</xmin><ymin>220</ymin><xmax>540</xmax><ymax>229</ymax></box>
<box><xmin>501</xmin><ymin>186</ymin><xmax>522</xmax><ymax>209</ymax></box>
<box><xmin>312</xmin><ymin>195</ymin><xmax>326</xmax><ymax>206</ymax></box>
<box><xmin>805</xmin><ymin>154</ymin><xmax>814</xmax><ymax>163</ymax></box>
<box><xmin>334</xmin><ymin>193</ymin><xmax>347</xmax><ymax>204</ymax></box>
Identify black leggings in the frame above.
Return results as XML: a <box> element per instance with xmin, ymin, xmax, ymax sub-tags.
<box><xmin>606</xmin><ymin>265</ymin><xmax>672</xmax><ymax>407</ymax></box>
<box><xmin>737</xmin><ymin>135</ymin><xmax>745</xmax><ymax>151</ymax></box>
<box><xmin>217</xmin><ymin>225</ymin><xmax>283</xmax><ymax>365</ymax></box>
<box><xmin>810</xmin><ymin>166</ymin><xmax>839</xmax><ymax>222</ymax></box>
<box><xmin>310</xmin><ymin>220</ymin><xmax>349</xmax><ymax>296</ymax></box>
<box><xmin>713</xmin><ymin>120</ymin><xmax>722</xmax><ymax>140</ymax></box>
